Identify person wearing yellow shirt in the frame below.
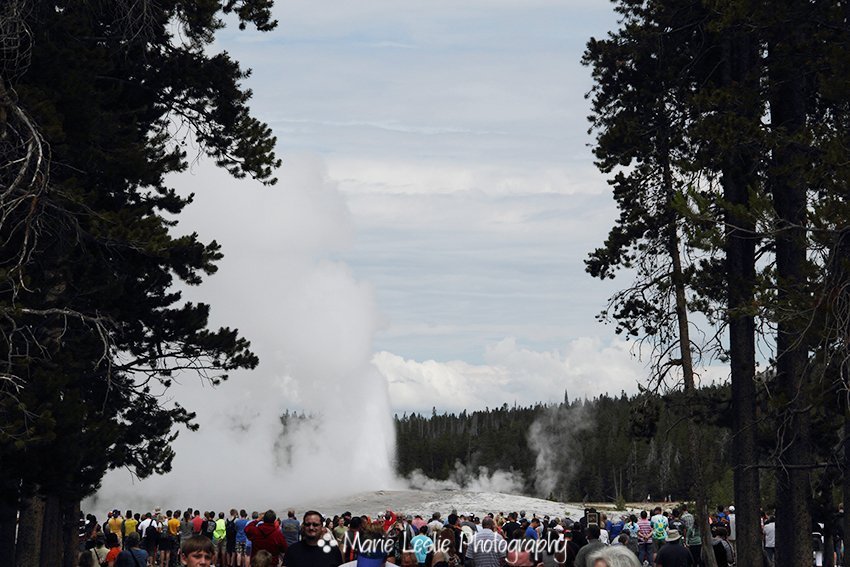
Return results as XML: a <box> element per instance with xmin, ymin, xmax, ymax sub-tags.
<box><xmin>123</xmin><ymin>512</ymin><xmax>139</xmax><ymax>548</ymax></box>
<box><xmin>160</xmin><ymin>509</ymin><xmax>180</xmax><ymax>567</ymax></box>
<box><xmin>107</xmin><ymin>510</ymin><xmax>124</xmax><ymax>543</ymax></box>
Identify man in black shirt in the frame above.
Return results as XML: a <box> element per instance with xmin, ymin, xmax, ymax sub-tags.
<box><xmin>502</xmin><ymin>513</ymin><xmax>521</xmax><ymax>541</ymax></box>
<box><xmin>283</xmin><ymin>511</ymin><xmax>343</xmax><ymax>567</ymax></box>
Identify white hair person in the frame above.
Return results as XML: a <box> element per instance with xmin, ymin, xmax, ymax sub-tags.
<box><xmin>589</xmin><ymin>545</ymin><xmax>641</xmax><ymax>567</ymax></box>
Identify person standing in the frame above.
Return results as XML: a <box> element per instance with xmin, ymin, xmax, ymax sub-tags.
<box><xmin>108</xmin><ymin>511</ymin><xmax>124</xmax><ymax>546</ymax></box>
<box><xmin>201</xmin><ymin>512</ymin><xmax>216</xmax><ymax>541</ymax></box>
<box><xmin>502</xmin><ymin>513</ymin><xmax>521</xmax><ymax>543</ymax></box>
<box><xmin>762</xmin><ymin>516</ymin><xmax>775</xmax><ymax>567</ymax></box>
<box><xmin>280</xmin><ymin>510</ymin><xmax>301</xmax><ymax>547</ymax></box>
<box><xmin>711</xmin><ymin>527</ymin><xmax>734</xmax><ymax>567</ymax></box>
<box><xmin>653</xmin><ymin>530</ymin><xmax>693</xmax><ymax>567</ymax></box>
<box><xmin>122</xmin><ymin>510</ymin><xmax>137</xmax><ymax>548</ymax></box>
<box><xmin>679</xmin><ymin>505</ymin><xmax>701</xmax><ymax>567</ymax></box>
<box><xmin>554</xmin><ymin>528</ymin><xmax>580</xmax><ymax>567</ymax></box>
<box><xmin>115</xmin><ymin>532</ymin><xmax>149</xmax><ymax>567</ymax></box>
<box><xmin>162</xmin><ymin>509</ymin><xmax>180</xmax><ymax>567</ymax></box>
<box><xmin>726</xmin><ymin>507</ymin><xmax>735</xmax><ymax>556</ymax></box>
<box><xmin>650</xmin><ymin>508</ymin><xmax>669</xmax><ymax>558</ymax></box>
<box><xmin>245</xmin><ymin>510</ymin><xmax>289</xmax><ymax>567</ymax></box>
<box><xmin>214</xmin><ymin>512</ymin><xmax>227</xmax><ymax>562</ymax></box>
<box><xmin>191</xmin><ymin>511</ymin><xmax>204</xmax><ymax>536</ymax></box>
<box><xmin>410</xmin><ymin>526</ymin><xmax>432</xmax><ymax>567</ymax></box>
<box><xmin>637</xmin><ymin>511</ymin><xmax>653</xmax><ymax>565</ymax></box>
<box><xmin>465</xmin><ymin>517</ymin><xmax>506</xmax><ymax>567</ymax></box>
<box><xmin>574</xmin><ymin>525</ymin><xmax>605</xmax><ymax>567</ymax></box>
<box><xmin>282</xmin><ymin>511</ymin><xmax>342</xmax><ymax>567</ymax></box>
<box><xmin>234</xmin><ymin>510</ymin><xmax>251</xmax><ymax>567</ymax></box>
<box><xmin>138</xmin><ymin>513</ymin><xmax>160</xmax><ymax>567</ymax></box>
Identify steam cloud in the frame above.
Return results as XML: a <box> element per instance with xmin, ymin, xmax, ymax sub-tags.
<box><xmin>405</xmin><ymin>461</ymin><xmax>524</xmax><ymax>494</ymax></box>
<box><xmin>87</xmin><ymin>155</ymin><xmax>590</xmax><ymax>516</ymax></box>
<box><xmin>89</xmin><ymin>155</ymin><xmax>399</xmax><ymax>513</ymax></box>
<box><xmin>528</xmin><ymin>403</ymin><xmax>593</xmax><ymax>500</ymax></box>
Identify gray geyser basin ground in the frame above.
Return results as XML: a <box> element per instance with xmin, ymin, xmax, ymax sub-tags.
<box><xmin>288</xmin><ymin>489</ymin><xmax>588</xmax><ymax>519</ymax></box>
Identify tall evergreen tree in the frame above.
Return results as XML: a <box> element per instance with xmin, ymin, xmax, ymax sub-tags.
<box><xmin>586</xmin><ymin>2</ymin><xmax>850</xmax><ymax>563</ymax></box>
<box><xmin>0</xmin><ymin>1</ymin><xmax>278</xmax><ymax>564</ymax></box>
<box><xmin>583</xmin><ymin>2</ymin><xmax>719</xmax><ymax>563</ymax></box>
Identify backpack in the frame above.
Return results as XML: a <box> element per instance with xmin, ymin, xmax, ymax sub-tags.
<box><xmin>226</xmin><ymin>518</ymin><xmax>236</xmax><ymax>538</ymax></box>
<box><xmin>670</xmin><ymin>519</ymin><xmax>685</xmax><ymax>536</ymax></box>
<box><xmin>144</xmin><ymin>520</ymin><xmax>159</xmax><ymax>543</ymax></box>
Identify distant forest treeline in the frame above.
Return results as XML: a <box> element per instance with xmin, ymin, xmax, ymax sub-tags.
<box><xmin>394</xmin><ymin>384</ymin><xmax>750</xmax><ymax>505</ymax></box>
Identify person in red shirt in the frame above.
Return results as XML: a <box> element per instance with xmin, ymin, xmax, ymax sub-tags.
<box><xmin>245</xmin><ymin>510</ymin><xmax>289</xmax><ymax>566</ymax></box>
<box><xmin>192</xmin><ymin>510</ymin><xmax>204</xmax><ymax>535</ymax></box>
<box><xmin>382</xmin><ymin>509</ymin><xmax>397</xmax><ymax>534</ymax></box>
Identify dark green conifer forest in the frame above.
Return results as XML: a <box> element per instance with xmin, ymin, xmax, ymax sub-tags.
<box><xmin>394</xmin><ymin>387</ymin><xmax>735</xmax><ymax>505</ymax></box>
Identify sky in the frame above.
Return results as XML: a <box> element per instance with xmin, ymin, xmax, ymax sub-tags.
<box><xmin>91</xmin><ymin>0</ymin><xmax>741</xmax><ymax>507</ymax></box>
<box><xmin>163</xmin><ymin>0</ymin><xmax>734</xmax><ymax>415</ymax></box>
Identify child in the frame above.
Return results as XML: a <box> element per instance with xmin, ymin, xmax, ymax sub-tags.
<box><xmin>180</xmin><ymin>535</ymin><xmax>214</xmax><ymax>567</ymax></box>
<box><xmin>251</xmin><ymin>550</ymin><xmax>274</xmax><ymax>567</ymax></box>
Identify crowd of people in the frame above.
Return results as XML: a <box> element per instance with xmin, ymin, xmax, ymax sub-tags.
<box><xmin>75</xmin><ymin>502</ymin><xmax>821</xmax><ymax>567</ymax></box>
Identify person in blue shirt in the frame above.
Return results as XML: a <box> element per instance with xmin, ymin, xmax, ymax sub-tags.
<box><xmin>280</xmin><ymin>509</ymin><xmax>301</xmax><ymax>547</ymax></box>
<box><xmin>525</xmin><ymin>518</ymin><xmax>540</xmax><ymax>540</ymax></box>
<box><xmin>115</xmin><ymin>532</ymin><xmax>148</xmax><ymax>567</ymax></box>
<box><xmin>410</xmin><ymin>526</ymin><xmax>432</xmax><ymax>566</ymax></box>
<box><xmin>234</xmin><ymin>510</ymin><xmax>250</xmax><ymax>567</ymax></box>
<box><xmin>610</xmin><ymin>515</ymin><xmax>625</xmax><ymax>539</ymax></box>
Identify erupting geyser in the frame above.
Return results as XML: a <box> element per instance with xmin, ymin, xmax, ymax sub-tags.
<box><xmin>89</xmin><ymin>156</ymin><xmax>398</xmax><ymax>512</ymax></box>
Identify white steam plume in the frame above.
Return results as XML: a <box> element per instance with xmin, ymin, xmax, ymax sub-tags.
<box><xmin>527</xmin><ymin>403</ymin><xmax>593</xmax><ymax>500</ymax></box>
<box><xmin>88</xmin><ymin>155</ymin><xmax>399</xmax><ymax>514</ymax></box>
<box><xmin>405</xmin><ymin>461</ymin><xmax>524</xmax><ymax>494</ymax></box>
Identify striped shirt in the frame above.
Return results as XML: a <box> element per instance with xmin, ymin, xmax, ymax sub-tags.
<box><xmin>637</xmin><ymin>519</ymin><xmax>652</xmax><ymax>542</ymax></box>
<box><xmin>465</xmin><ymin>528</ymin><xmax>507</xmax><ymax>567</ymax></box>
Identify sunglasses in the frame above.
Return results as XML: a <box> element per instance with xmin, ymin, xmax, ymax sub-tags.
<box><xmin>304</xmin><ymin>522</ymin><xmax>322</xmax><ymax>528</ymax></box>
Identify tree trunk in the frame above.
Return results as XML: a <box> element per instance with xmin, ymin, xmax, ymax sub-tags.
<box><xmin>721</xmin><ymin>26</ymin><xmax>762</xmax><ymax>567</ymax></box>
<box><xmin>845</xmin><ymin>412</ymin><xmax>850</xmax><ymax>567</ymax></box>
<box><xmin>0</xmin><ymin>497</ymin><xmax>17</xmax><ymax>566</ymax></box>
<box><xmin>61</xmin><ymin>498</ymin><xmax>80</xmax><ymax>567</ymax></box>
<box><xmin>825</xmin><ymin>529</ymin><xmax>835</xmax><ymax>567</ymax></box>
<box><xmin>39</xmin><ymin>493</ymin><xmax>63</xmax><ymax>567</ymax></box>
<box><xmin>661</xmin><ymin>131</ymin><xmax>717</xmax><ymax>567</ymax></box>
<box><xmin>15</xmin><ymin>493</ymin><xmax>45</xmax><ymax>567</ymax></box>
<box><xmin>699</xmin><ymin>501</ymin><xmax>718</xmax><ymax>567</ymax></box>
<box><xmin>769</xmin><ymin>21</ymin><xmax>813</xmax><ymax>567</ymax></box>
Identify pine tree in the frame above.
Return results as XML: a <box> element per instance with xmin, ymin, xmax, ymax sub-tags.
<box><xmin>0</xmin><ymin>1</ymin><xmax>279</xmax><ymax>564</ymax></box>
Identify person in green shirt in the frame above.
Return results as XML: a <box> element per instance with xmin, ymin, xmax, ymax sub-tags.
<box><xmin>214</xmin><ymin>511</ymin><xmax>227</xmax><ymax>563</ymax></box>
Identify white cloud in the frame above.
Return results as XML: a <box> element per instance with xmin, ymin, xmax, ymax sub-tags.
<box><xmin>329</xmin><ymin>158</ymin><xmax>605</xmax><ymax>197</ymax></box>
<box><xmin>377</xmin><ymin>337</ymin><xmax>731</xmax><ymax>415</ymax></box>
<box><xmin>376</xmin><ymin>336</ymin><xmax>646</xmax><ymax>413</ymax></box>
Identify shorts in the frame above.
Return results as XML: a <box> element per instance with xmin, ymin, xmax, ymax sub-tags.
<box><xmin>226</xmin><ymin>539</ymin><xmax>236</xmax><ymax>554</ymax></box>
<box><xmin>235</xmin><ymin>541</ymin><xmax>247</xmax><ymax>555</ymax></box>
